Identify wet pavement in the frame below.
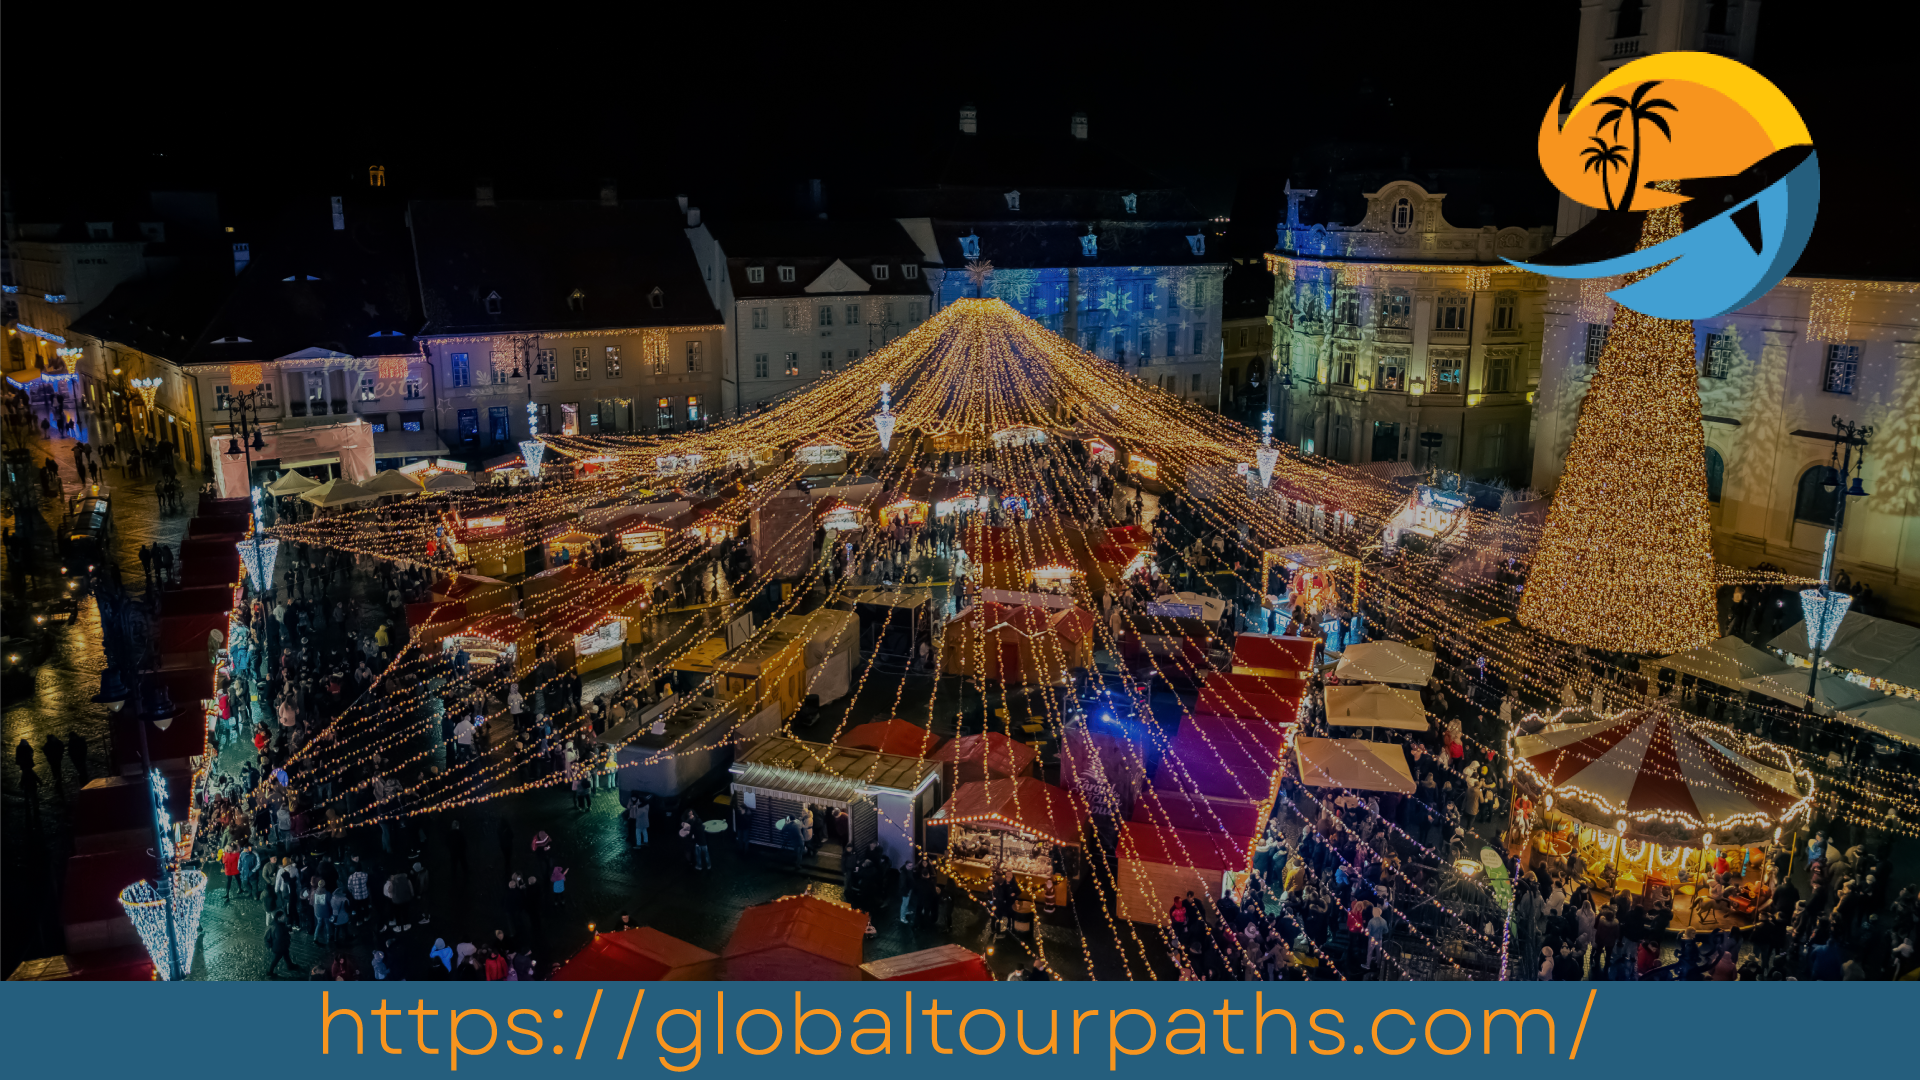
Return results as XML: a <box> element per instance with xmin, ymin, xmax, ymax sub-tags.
<box><xmin>2</xmin><ymin>396</ymin><xmax>199</xmax><ymax>976</ymax></box>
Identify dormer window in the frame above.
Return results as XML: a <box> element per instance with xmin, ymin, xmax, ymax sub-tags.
<box><xmin>485</xmin><ymin>290</ymin><xmax>503</xmax><ymax>314</ymax></box>
<box><xmin>872</xmin><ymin>264</ymin><xmax>890</xmax><ymax>281</ymax></box>
<box><xmin>776</xmin><ymin>266</ymin><xmax>796</xmax><ymax>283</ymax></box>
<box><xmin>1079</xmin><ymin>230</ymin><xmax>1098</xmax><ymax>257</ymax></box>
<box><xmin>1004</xmin><ymin>190</ymin><xmax>1021</xmax><ymax>210</ymax></box>
<box><xmin>1186</xmin><ymin>234</ymin><xmax>1205</xmax><ymax>256</ymax></box>
<box><xmin>747</xmin><ymin>266</ymin><xmax>765</xmax><ymax>284</ymax></box>
<box><xmin>648</xmin><ymin>287</ymin><xmax>665</xmax><ymax>309</ymax></box>
<box><xmin>901</xmin><ymin>265</ymin><xmax>919</xmax><ymax>280</ymax></box>
<box><xmin>1121</xmin><ymin>194</ymin><xmax>1138</xmax><ymax>214</ymax></box>
<box><xmin>1391</xmin><ymin>197</ymin><xmax>1413</xmax><ymax>233</ymax></box>
<box><xmin>568</xmin><ymin>288</ymin><xmax>586</xmax><ymax>312</ymax></box>
<box><xmin>958</xmin><ymin>233</ymin><xmax>981</xmax><ymax>258</ymax></box>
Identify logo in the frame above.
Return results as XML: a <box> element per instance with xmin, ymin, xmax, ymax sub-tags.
<box><xmin>1506</xmin><ymin>52</ymin><xmax>1818</xmax><ymax>320</ymax></box>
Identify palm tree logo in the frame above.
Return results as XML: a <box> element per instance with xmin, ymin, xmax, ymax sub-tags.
<box><xmin>1592</xmin><ymin>80</ymin><xmax>1679</xmax><ymax>212</ymax></box>
<box><xmin>1580</xmin><ymin>137</ymin><xmax>1630</xmax><ymax>210</ymax></box>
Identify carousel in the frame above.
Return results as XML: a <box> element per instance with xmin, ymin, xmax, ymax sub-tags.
<box><xmin>1508</xmin><ymin>702</ymin><xmax>1814</xmax><ymax>911</ymax></box>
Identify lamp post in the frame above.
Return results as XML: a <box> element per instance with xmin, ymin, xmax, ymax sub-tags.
<box><xmin>1802</xmin><ymin>416</ymin><xmax>1873</xmax><ymax>710</ymax></box>
<box><xmin>222</xmin><ymin>387</ymin><xmax>274</xmax><ymax>599</ymax></box>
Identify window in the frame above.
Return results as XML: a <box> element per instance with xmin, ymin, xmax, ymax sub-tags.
<box><xmin>818</xmin><ymin>306</ymin><xmax>834</xmax><ymax>327</ymax></box>
<box><xmin>783</xmin><ymin>306</ymin><xmax>800</xmax><ymax>329</ymax></box>
<box><xmin>1614</xmin><ymin>0</ymin><xmax>1643</xmax><ymax>38</ymax></box>
<box><xmin>1480</xmin><ymin>423</ymin><xmax>1510</xmax><ymax>470</ymax></box>
<box><xmin>1435</xmin><ymin>293</ymin><xmax>1469</xmax><ymax>331</ymax></box>
<box><xmin>560</xmin><ymin>403</ymin><xmax>579</xmax><ymax>436</ymax></box>
<box><xmin>1139</xmin><ymin>327</ymin><xmax>1154</xmax><ymax>362</ymax></box>
<box><xmin>747</xmin><ymin>266</ymin><xmax>765</xmax><ymax>284</ymax></box>
<box><xmin>846</xmin><ymin>348</ymin><xmax>862</xmax><ymax>363</ymax></box>
<box><xmin>303</xmin><ymin>370</ymin><xmax>329</xmax><ymax>407</ymax></box>
<box><xmin>1332</xmin><ymin>344</ymin><xmax>1356</xmax><ymax>386</ymax></box>
<box><xmin>1493</xmin><ymin>292</ymin><xmax>1518</xmax><ymax>332</ymax></box>
<box><xmin>1823</xmin><ymin>343</ymin><xmax>1859</xmax><ymax>394</ymax></box>
<box><xmin>485</xmin><ymin>291</ymin><xmax>502</xmax><ymax>315</ymax></box>
<box><xmin>648</xmin><ymin>287</ymin><xmax>665</xmax><ymax>309</ymax></box>
<box><xmin>1192</xmin><ymin>324</ymin><xmax>1207</xmax><ymax>356</ymax></box>
<box><xmin>754</xmin><ymin>353</ymin><xmax>769</xmax><ymax>378</ymax></box>
<box><xmin>784</xmin><ymin>353</ymin><xmax>800</xmax><ymax>376</ymax></box>
<box><xmin>490</xmin><ymin>357</ymin><xmax>508</xmax><ymax>386</ymax></box>
<box><xmin>820</xmin><ymin>350</ymin><xmax>834</xmax><ymax>372</ymax></box>
<box><xmin>686</xmin><ymin>396</ymin><xmax>702</xmax><ymax>423</ymax></box>
<box><xmin>908</xmin><ymin>301</ymin><xmax>923</xmax><ymax>321</ymax></box>
<box><xmin>751</xmin><ymin>307</ymin><xmax>768</xmax><ymax>330</ymax></box>
<box><xmin>1376</xmin><ymin>350</ymin><xmax>1406</xmax><ymax>391</ymax></box>
<box><xmin>1702</xmin><ymin>333</ymin><xmax>1734</xmax><ymax>379</ymax></box>
<box><xmin>568</xmin><ymin>347</ymin><xmax>587</xmax><ymax>380</ymax></box>
<box><xmin>605</xmin><ymin>345</ymin><xmax>621</xmax><ymax>378</ymax></box>
<box><xmin>488</xmin><ymin>405</ymin><xmax>510</xmax><ymax>443</ymax></box>
<box><xmin>357</xmin><ymin>373</ymin><xmax>379</xmax><ymax>401</ymax></box>
<box><xmin>1381</xmin><ymin>289</ymin><xmax>1411</xmax><ymax>329</ymax></box>
<box><xmin>1583</xmin><ymin>323</ymin><xmax>1609</xmax><ymax>366</ymax></box>
<box><xmin>214</xmin><ymin>385</ymin><xmax>232</xmax><ymax>411</ymax></box>
<box><xmin>457</xmin><ymin>408</ymin><xmax>478</xmax><ymax>443</ymax></box>
<box><xmin>1484</xmin><ymin>347</ymin><xmax>1517</xmax><ymax>393</ymax></box>
<box><xmin>902</xmin><ymin>264</ymin><xmax>919</xmax><ymax>280</ymax></box>
<box><xmin>655</xmin><ymin>397</ymin><xmax>673</xmax><ymax>428</ymax></box>
<box><xmin>1391</xmin><ymin>198</ymin><xmax>1413</xmax><ymax>233</ymax></box>
<box><xmin>777</xmin><ymin>266</ymin><xmax>796</xmax><ymax>283</ymax></box>
<box><xmin>400</xmin><ymin>411</ymin><xmax>423</xmax><ymax>432</ymax></box>
<box><xmin>536</xmin><ymin>403</ymin><xmax>551</xmax><ymax>434</ymax></box>
<box><xmin>1333</xmin><ymin>288</ymin><xmax>1359</xmax><ymax>325</ymax></box>
<box><xmin>1191</xmin><ymin>373</ymin><xmax>1203</xmax><ymax>393</ymax></box>
<box><xmin>531</xmin><ymin>349</ymin><xmax>553</xmax><ymax>381</ymax></box>
<box><xmin>686</xmin><ymin>340</ymin><xmax>705</xmax><ymax>372</ymax></box>
<box><xmin>844</xmin><ymin>304</ymin><xmax>860</xmax><ymax>325</ymax></box>
<box><xmin>1372</xmin><ymin>421</ymin><xmax>1401</xmax><ymax>462</ymax></box>
<box><xmin>1704</xmin><ymin>446</ymin><xmax>1725</xmax><ymax>504</ymax></box>
<box><xmin>403</xmin><ymin>376</ymin><xmax>423</xmax><ymax>400</ymax></box>
<box><xmin>1430</xmin><ymin>348</ymin><xmax>1464</xmax><ymax>390</ymax></box>
<box><xmin>1794</xmin><ymin>465</ymin><xmax>1840</xmax><ymax>525</ymax></box>
<box><xmin>450</xmin><ymin>353</ymin><xmax>472</xmax><ymax>387</ymax></box>
<box><xmin>872</xmin><ymin>264</ymin><xmax>890</xmax><ymax>280</ymax></box>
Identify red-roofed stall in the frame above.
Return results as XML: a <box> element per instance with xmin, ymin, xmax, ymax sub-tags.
<box><xmin>838</xmin><ymin>719</ymin><xmax>947</xmax><ymax>759</ymax></box>
<box><xmin>553</xmin><ymin>927</ymin><xmax>720</xmax><ymax>981</ymax></box>
<box><xmin>1115</xmin><ymin>817</ymin><xmax>1256</xmax><ymax>923</ymax></box>
<box><xmin>861</xmin><ymin>943</ymin><xmax>992</xmax><ymax>981</ymax></box>
<box><xmin>930</xmin><ymin>776</ymin><xmax>1085</xmax><ymax>894</ymax></box>
<box><xmin>1232</xmin><ymin>634</ymin><xmax>1316</xmax><ymax>678</ymax></box>
<box><xmin>930</xmin><ymin>731</ymin><xmax>1037</xmax><ymax>785</ymax></box>
<box><xmin>723</xmin><ymin>894</ymin><xmax>869</xmax><ymax>981</ymax></box>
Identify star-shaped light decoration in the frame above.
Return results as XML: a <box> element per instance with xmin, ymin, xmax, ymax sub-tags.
<box><xmin>1255</xmin><ymin>409</ymin><xmax>1279</xmax><ymax>486</ymax></box>
<box><xmin>965</xmin><ymin>259</ymin><xmax>995</xmax><ymax>295</ymax></box>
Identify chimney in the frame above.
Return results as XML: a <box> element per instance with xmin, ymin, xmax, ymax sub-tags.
<box><xmin>475</xmin><ymin>178</ymin><xmax>495</xmax><ymax>206</ymax></box>
<box><xmin>1071</xmin><ymin>111</ymin><xmax>1088</xmax><ymax>139</ymax></box>
<box><xmin>959</xmin><ymin>103</ymin><xmax>978</xmax><ymax>134</ymax></box>
<box><xmin>232</xmin><ymin>242</ymin><xmax>251</xmax><ymax>276</ymax></box>
<box><xmin>687</xmin><ymin>207</ymin><xmax>701</xmax><ymax>228</ymax></box>
<box><xmin>676</xmin><ymin>194</ymin><xmax>689</xmax><ymax>213</ymax></box>
<box><xmin>599</xmin><ymin>179</ymin><xmax>618</xmax><ymax>207</ymax></box>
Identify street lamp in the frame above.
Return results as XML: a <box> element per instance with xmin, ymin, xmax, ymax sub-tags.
<box><xmin>223</xmin><ymin>386</ymin><xmax>277</xmax><ymax>601</ymax></box>
<box><xmin>1801</xmin><ymin>416</ymin><xmax>1873</xmax><ymax>710</ymax></box>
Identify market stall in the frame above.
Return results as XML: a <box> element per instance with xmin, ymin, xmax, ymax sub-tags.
<box><xmin>1262</xmin><ymin>544</ymin><xmax>1360</xmax><ymax>618</ymax></box>
<box><xmin>1293</xmin><ymin>736</ymin><xmax>1416</xmax><ymax>794</ymax></box>
<box><xmin>441</xmin><ymin>513</ymin><xmax>526</xmax><ymax>578</ymax></box>
<box><xmin>929</xmin><ymin>776</ymin><xmax>1084</xmax><ymax>894</ymax></box>
<box><xmin>1195</xmin><ymin>671</ymin><xmax>1308</xmax><ymax>726</ymax></box>
<box><xmin>930</xmin><ymin>731</ymin><xmax>1037</xmax><ymax>786</ymax></box>
<box><xmin>1334</xmin><ymin>640</ymin><xmax>1436</xmax><ymax>686</ymax></box>
<box><xmin>1323</xmin><ymin>682</ymin><xmax>1429</xmax><ymax>732</ymax></box>
<box><xmin>1642</xmin><ymin>634</ymin><xmax>1799</xmax><ymax>705</ymax></box>
<box><xmin>837</xmin><ymin>718</ymin><xmax>946</xmax><ymax>759</ymax></box>
<box><xmin>729</xmin><ymin>736</ymin><xmax>943</xmax><ymax>867</ymax></box>
<box><xmin>607</xmin><ymin>693</ymin><xmax>780</xmax><ymax>800</ymax></box>
<box><xmin>940</xmin><ymin>601</ymin><xmax>1095</xmax><ymax>685</ymax></box>
<box><xmin>362</xmin><ymin>469</ymin><xmax>424</xmax><ymax>498</ymax></box>
<box><xmin>543</xmin><ymin>528</ymin><xmax>599</xmax><ymax>567</ymax></box>
<box><xmin>553</xmin><ymin>927</ymin><xmax>720</xmax><ymax>981</ymax></box>
<box><xmin>722</xmin><ymin>894</ymin><xmax>870</xmax><ymax>981</ymax></box>
<box><xmin>1232</xmin><ymin>633</ymin><xmax>1316</xmax><ymax>678</ymax></box>
<box><xmin>860</xmin><ymin>943</ymin><xmax>991</xmax><ymax>981</ymax></box>
<box><xmin>1113</xmin><ymin>816</ymin><xmax>1255</xmax><ymax>924</ymax></box>
<box><xmin>772</xmin><ymin>608</ymin><xmax>859</xmax><ymax>705</ymax></box>
<box><xmin>816</xmin><ymin>499</ymin><xmax>867</xmax><ymax>533</ymax></box>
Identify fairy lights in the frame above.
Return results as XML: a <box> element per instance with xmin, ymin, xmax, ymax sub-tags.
<box><xmin>119</xmin><ymin>869</ymin><xmax>207</xmax><ymax>980</ymax></box>
<box><xmin>1798</xmin><ymin>589</ymin><xmax>1853</xmax><ymax>652</ymax></box>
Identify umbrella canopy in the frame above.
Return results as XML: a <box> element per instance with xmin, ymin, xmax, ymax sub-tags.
<box><xmin>1512</xmin><ymin>704</ymin><xmax>1811</xmax><ymax>836</ymax></box>
<box><xmin>265</xmin><ymin>470</ymin><xmax>321</xmax><ymax>495</ymax></box>
<box><xmin>838</xmin><ymin>719</ymin><xmax>947</xmax><ymax>758</ymax></box>
<box><xmin>939</xmin><ymin>777</ymin><xmax>1084</xmax><ymax>846</ymax></box>
<box><xmin>424</xmin><ymin>470</ymin><xmax>477</xmax><ymax>492</ymax></box>
<box><xmin>363</xmin><ymin>469</ymin><xmax>424</xmax><ymax>494</ymax></box>
<box><xmin>552</xmin><ymin>927</ymin><xmax>719</xmax><ymax>981</ymax></box>
<box><xmin>1334</xmin><ymin>640</ymin><xmax>1436</xmax><ymax>685</ymax></box>
<box><xmin>300</xmin><ymin>478</ymin><xmax>376</xmax><ymax>507</ymax></box>
<box><xmin>1323</xmin><ymin>682</ymin><xmax>1428</xmax><ymax>730</ymax></box>
<box><xmin>1646</xmin><ymin>635</ymin><xmax>1797</xmax><ymax>704</ymax></box>
<box><xmin>1294</xmin><ymin>736</ymin><xmax>1416</xmax><ymax>794</ymax></box>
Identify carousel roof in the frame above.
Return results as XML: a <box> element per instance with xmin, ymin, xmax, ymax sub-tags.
<box><xmin>1512</xmin><ymin>705</ymin><xmax>1810</xmax><ymax>831</ymax></box>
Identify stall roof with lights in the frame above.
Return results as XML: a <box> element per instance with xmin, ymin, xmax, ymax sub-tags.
<box><xmin>1294</xmin><ymin>736</ymin><xmax>1416</xmax><ymax>794</ymax></box>
<box><xmin>1334</xmin><ymin>640</ymin><xmax>1437</xmax><ymax>686</ymax></box>
<box><xmin>1771</xmin><ymin>610</ymin><xmax>1920</xmax><ymax>693</ymax></box>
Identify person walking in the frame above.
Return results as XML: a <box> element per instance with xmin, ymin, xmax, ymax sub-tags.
<box><xmin>265</xmin><ymin>911</ymin><xmax>294</xmax><ymax>977</ymax></box>
<box><xmin>626</xmin><ymin>793</ymin><xmax>650</xmax><ymax>849</ymax></box>
<box><xmin>222</xmin><ymin>845</ymin><xmax>243</xmax><ymax>903</ymax></box>
<box><xmin>66</xmin><ymin>731</ymin><xmax>88</xmax><ymax>780</ymax></box>
<box><xmin>41</xmin><ymin>733</ymin><xmax>67</xmax><ymax>787</ymax></box>
<box><xmin>238</xmin><ymin>844</ymin><xmax>262</xmax><ymax>901</ymax></box>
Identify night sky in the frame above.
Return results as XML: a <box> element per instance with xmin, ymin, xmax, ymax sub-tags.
<box><xmin>4</xmin><ymin>3</ymin><xmax>1910</xmax><ymax>275</ymax></box>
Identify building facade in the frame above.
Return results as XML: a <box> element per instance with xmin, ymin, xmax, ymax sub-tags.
<box><xmin>1220</xmin><ymin>261</ymin><xmax>1274</xmax><ymax>426</ymax></box>
<box><xmin>1265</xmin><ymin>180</ymin><xmax>1554</xmax><ymax>481</ymax></box>
<box><xmin>684</xmin><ymin>218</ymin><xmax>932</xmax><ymax>416</ymax></box>
<box><xmin>409</xmin><ymin>193</ymin><xmax>724</xmax><ymax>457</ymax></box>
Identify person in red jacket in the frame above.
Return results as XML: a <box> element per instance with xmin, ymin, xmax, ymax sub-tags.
<box><xmin>222</xmin><ymin>847</ymin><xmax>242</xmax><ymax>903</ymax></box>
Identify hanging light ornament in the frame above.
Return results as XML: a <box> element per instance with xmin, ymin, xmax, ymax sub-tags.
<box><xmin>874</xmin><ymin>381</ymin><xmax>896</xmax><ymax>451</ymax></box>
<box><xmin>1798</xmin><ymin>589</ymin><xmax>1853</xmax><ymax>651</ymax></box>
<box><xmin>1255</xmin><ymin>409</ymin><xmax>1279</xmax><ymax>487</ymax></box>
<box><xmin>237</xmin><ymin>536</ymin><xmax>280</xmax><ymax>591</ymax></box>
<box><xmin>520</xmin><ymin>440</ymin><xmax>545</xmax><ymax>480</ymax></box>
<box><xmin>118</xmin><ymin>869</ymin><xmax>207</xmax><ymax>980</ymax></box>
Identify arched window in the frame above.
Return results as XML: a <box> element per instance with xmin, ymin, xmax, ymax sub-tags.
<box><xmin>1391</xmin><ymin>198</ymin><xmax>1413</xmax><ymax>233</ymax></box>
<box><xmin>1614</xmin><ymin>0</ymin><xmax>1643</xmax><ymax>37</ymax></box>
<box><xmin>1704</xmin><ymin>446</ymin><xmax>1725</xmax><ymax>504</ymax></box>
<box><xmin>1793</xmin><ymin>465</ymin><xmax>1839</xmax><ymax>525</ymax></box>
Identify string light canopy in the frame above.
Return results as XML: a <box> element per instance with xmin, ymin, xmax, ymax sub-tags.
<box><xmin>1517</xmin><ymin>191</ymin><xmax>1720</xmax><ymax>654</ymax></box>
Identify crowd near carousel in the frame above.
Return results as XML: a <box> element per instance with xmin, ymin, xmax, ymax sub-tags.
<box><xmin>146</xmin><ymin>297</ymin><xmax>1915</xmax><ymax>984</ymax></box>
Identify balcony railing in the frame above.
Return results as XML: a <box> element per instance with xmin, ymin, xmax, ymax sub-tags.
<box><xmin>1609</xmin><ymin>35</ymin><xmax>1644</xmax><ymax>58</ymax></box>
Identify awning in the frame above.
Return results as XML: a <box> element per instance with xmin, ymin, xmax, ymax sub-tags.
<box><xmin>1323</xmin><ymin>682</ymin><xmax>1428</xmax><ymax>730</ymax></box>
<box><xmin>280</xmin><ymin>456</ymin><xmax>340</xmax><ymax>470</ymax></box>
<box><xmin>1294</xmin><ymin>736</ymin><xmax>1416</xmax><ymax>793</ymax></box>
<box><xmin>1771</xmin><ymin>610</ymin><xmax>1920</xmax><ymax>693</ymax></box>
<box><xmin>1646</xmin><ymin>634</ymin><xmax>1798</xmax><ymax>704</ymax></box>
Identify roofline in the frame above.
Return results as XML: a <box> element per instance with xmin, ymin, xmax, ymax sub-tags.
<box><xmin>417</xmin><ymin>323</ymin><xmax>724</xmax><ymax>344</ymax></box>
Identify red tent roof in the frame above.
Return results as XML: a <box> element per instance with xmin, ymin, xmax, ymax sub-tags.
<box><xmin>1233</xmin><ymin>634</ymin><xmax>1316</xmax><ymax>675</ymax></box>
<box><xmin>724</xmin><ymin>895</ymin><xmax>869</xmax><ymax>981</ymax></box>
<box><xmin>839</xmin><ymin>719</ymin><xmax>947</xmax><ymax>758</ymax></box>
<box><xmin>1196</xmin><ymin>671</ymin><xmax>1306</xmax><ymax>723</ymax></box>
<box><xmin>941</xmin><ymin>777</ymin><xmax>1085</xmax><ymax>846</ymax></box>
<box><xmin>1119</xmin><ymin>818</ymin><xmax>1252</xmax><ymax>872</ymax></box>
<box><xmin>930</xmin><ymin>732</ymin><xmax>1037</xmax><ymax>779</ymax></box>
<box><xmin>861</xmin><ymin>944</ymin><xmax>992</xmax><ymax>981</ymax></box>
<box><xmin>553</xmin><ymin>927</ymin><xmax>719</xmax><ymax>981</ymax></box>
